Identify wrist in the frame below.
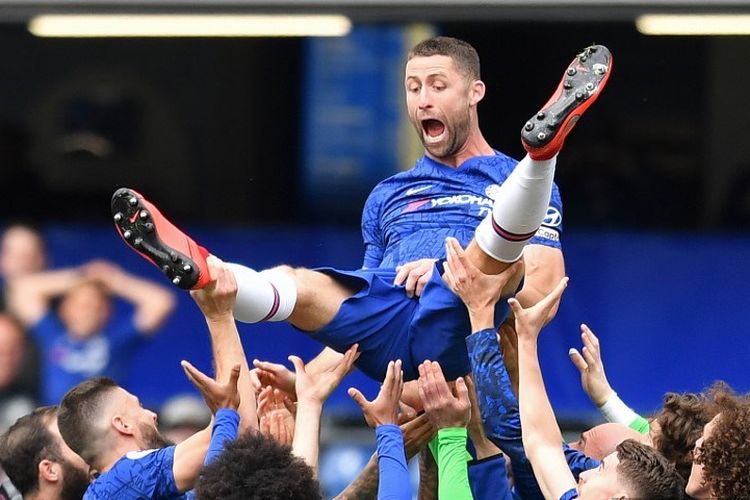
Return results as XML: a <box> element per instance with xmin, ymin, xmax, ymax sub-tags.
<box><xmin>205</xmin><ymin>313</ymin><xmax>235</xmax><ymax>324</ymax></box>
<box><xmin>376</xmin><ymin>413</ymin><xmax>398</xmax><ymax>427</ymax></box>
<box><xmin>468</xmin><ymin>307</ymin><xmax>494</xmax><ymax>331</ymax></box>
<box><xmin>434</xmin><ymin>419</ymin><xmax>468</xmax><ymax>430</ymax></box>
<box><xmin>296</xmin><ymin>397</ymin><xmax>324</xmax><ymax>411</ymax></box>
<box><xmin>592</xmin><ymin>387</ymin><xmax>615</xmax><ymax>407</ymax></box>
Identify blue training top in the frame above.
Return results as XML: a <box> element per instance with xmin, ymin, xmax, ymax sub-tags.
<box><xmin>84</xmin><ymin>447</ymin><xmax>187</xmax><ymax>500</ymax></box>
<box><xmin>361</xmin><ymin>153</ymin><xmax>563</xmax><ymax>269</ymax></box>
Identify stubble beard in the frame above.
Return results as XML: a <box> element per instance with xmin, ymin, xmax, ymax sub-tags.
<box><xmin>59</xmin><ymin>459</ymin><xmax>93</xmax><ymax>500</ymax></box>
<box><xmin>139</xmin><ymin>421</ymin><xmax>175</xmax><ymax>450</ymax></box>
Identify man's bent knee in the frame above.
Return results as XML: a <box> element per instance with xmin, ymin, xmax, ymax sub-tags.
<box><xmin>285</xmin><ymin>267</ymin><xmax>360</xmax><ymax>332</ymax></box>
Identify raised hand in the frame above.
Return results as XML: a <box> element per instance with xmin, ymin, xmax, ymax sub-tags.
<box><xmin>394</xmin><ymin>258</ymin><xmax>437</xmax><ymax>298</ymax></box>
<box><xmin>249</xmin><ymin>359</ymin><xmax>296</xmax><ymax>399</ymax></box>
<box><xmin>507</xmin><ymin>277</ymin><xmax>568</xmax><ymax>340</ymax></box>
<box><xmin>442</xmin><ymin>237</ymin><xmax>523</xmax><ymax>332</ymax></box>
<box><xmin>568</xmin><ymin>324</ymin><xmax>615</xmax><ymax>406</ymax></box>
<box><xmin>181</xmin><ymin>361</ymin><xmax>241</xmax><ymax>413</ymax></box>
<box><xmin>348</xmin><ymin>359</ymin><xmax>404</xmax><ymax>428</ymax></box>
<box><xmin>189</xmin><ymin>256</ymin><xmax>238</xmax><ymax>322</ymax></box>
<box><xmin>258</xmin><ymin>386</ymin><xmax>296</xmax><ymax>446</ymax></box>
<box><xmin>290</xmin><ymin>344</ymin><xmax>359</xmax><ymax>405</ymax></box>
<box><xmin>417</xmin><ymin>360</ymin><xmax>471</xmax><ymax>429</ymax></box>
<box><xmin>442</xmin><ymin>237</ymin><xmax>522</xmax><ymax>312</ymax></box>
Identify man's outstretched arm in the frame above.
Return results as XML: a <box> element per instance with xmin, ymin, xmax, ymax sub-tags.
<box><xmin>511</xmin><ymin>278</ymin><xmax>578</xmax><ymax>500</ymax></box>
<box><xmin>443</xmin><ymin>237</ymin><xmax>543</xmax><ymax>499</ymax></box>
<box><xmin>191</xmin><ymin>257</ymin><xmax>258</xmax><ymax>432</ymax></box>
<box><xmin>174</xmin><ymin>362</ymin><xmax>241</xmax><ymax>491</ymax></box>
<box><xmin>569</xmin><ymin>324</ymin><xmax>650</xmax><ymax>434</ymax></box>
<box><xmin>291</xmin><ymin>344</ymin><xmax>359</xmax><ymax>474</ymax></box>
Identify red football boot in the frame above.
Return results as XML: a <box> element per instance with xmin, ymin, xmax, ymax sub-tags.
<box><xmin>111</xmin><ymin>188</ymin><xmax>211</xmax><ymax>290</ymax></box>
<box><xmin>521</xmin><ymin>45</ymin><xmax>613</xmax><ymax>160</ymax></box>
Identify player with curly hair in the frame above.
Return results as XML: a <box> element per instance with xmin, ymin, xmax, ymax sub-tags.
<box><xmin>687</xmin><ymin>382</ymin><xmax>750</xmax><ymax>499</ymax></box>
<box><xmin>194</xmin><ymin>432</ymin><xmax>322</xmax><ymax>500</ymax></box>
<box><xmin>650</xmin><ymin>391</ymin><xmax>717</xmax><ymax>482</ymax></box>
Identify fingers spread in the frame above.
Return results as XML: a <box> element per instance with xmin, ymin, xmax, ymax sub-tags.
<box><xmin>181</xmin><ymin>360</ymin><xmax>212</xmax><ymax>390</ymax></box>
<box><xmin>507</xmin><ymin>297</ymin><xmax>523</xmax><ymax>316</ymax></box>
<box><xmin>581</xmin><ymin>346</ymin><xmax>597</xmax><ymax>366</ymax></box>
<box><xmin>538</xmin><ymin>276</ymin><xmax>569</xmax><ymax>312</ymax></box>
<box><xmin>288</xmin><ymin>356</ymin><xmax>305</xmax><ymax>375</ymax></box>
<box><xmin>568</xmin><ymin>348</ymin><xmax>588</xmax><ymax>372</ymax></box>
<box><xmin>348</xmin><ymin>387</ymin><xmax>369</xmax><ymax>409</ymax></box>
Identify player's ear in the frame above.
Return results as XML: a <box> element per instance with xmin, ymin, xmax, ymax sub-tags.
<box><xmin>39</xmin><ymin>458</ymin><xmax>61</xmax><ymax>483</ymax></box>
<box><xmin>469</xmin><ymin>79</ymin><xmax>485</xmax><ymax>106</ymax></box>
<box><xmin>112</xmin><ymin>414</ymin><xmax>135</xmax><ymax>436</ymax></box>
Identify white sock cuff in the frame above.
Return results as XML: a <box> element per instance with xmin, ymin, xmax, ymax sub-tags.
<box><xmin>226</xmin><ymin>263</ymin><xmax>297</xmax><ymax>324</ymax></box>
<box><xmin>258</xmin><ymin>268</ymin><xmax>297</xmax><ymax>322</ymax></box>
<box><xmin>475</xmin><ymin>215</ymin><xmax>527</xmax><ymax>263</ymax></box>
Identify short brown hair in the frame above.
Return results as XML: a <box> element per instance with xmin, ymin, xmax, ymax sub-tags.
<box><xmin>653</xmin><ymin>391</ymin><xmax>716</xmax><ymax>480</ymax></box>
<box><xmin>408</xmin><ymin>36</ymin><xmax>480</xmax><ymax>80</ymax></box>
<box><xmin>695</xmin><ymin>382</ymin><xmax>750</xmax><ymax>498</ymax></box>
<box><xmin>616</xmin><ymin>439</ymin><xmax>685</xmax><ymax>499</ymax></box>
<box><xmin>57</xmin><ymin>377</ymin><xmax>118</xmax><ymax>465</ymax></box>
<box><xmin>0</xmin><ymin>406</ymin><xmax>59</xmax><ymax>495</ymax></box>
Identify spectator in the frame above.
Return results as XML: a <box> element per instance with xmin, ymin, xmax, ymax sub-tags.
<box><xmin>0</xmin><ymin>223</ymin><xmax>47</xmax><ymax>311</ymax></box>
<box><xmin>0</xmin><ymin>313</ymin><xmax>38</xmax><ymax>432</ymax></box>
<box><xmin>10</xmin><ymin>260</ymin><xmax>175</xmax><ymax>404</ymax></box>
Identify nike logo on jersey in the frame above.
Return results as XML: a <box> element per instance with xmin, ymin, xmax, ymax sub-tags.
<box><xmin>405</xmin><ymin>185</ymin><xmax>433</xmax><ymax>196</ymax></box>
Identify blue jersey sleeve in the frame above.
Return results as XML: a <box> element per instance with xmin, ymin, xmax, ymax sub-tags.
<box><xmin>204</xmin><ymin>409</ymin><xmax>240</xmax><ymax>465</ymax></box>
<box><xmin>362</xmin><ymin>185</ymin><xmax>387</xmax><ymax>269</ymax></box>
<box><xmin>563</xmin><ymin>444</ymin><xmax>600</xmax><ymax>479</ymax></box>
<box><xmin>467</xmin><ymin>328</ymin><xmax>544</xmax><ymax>500</ymax></box>
<box><xmin>84</xmin><ymin>446</ymin><xmax>183</xmax><ymax>499</ymax></box>
<box><xmin>375</xmin><ymin>424</ymin><xmax>411</xmax><ymax>500</ymax></box>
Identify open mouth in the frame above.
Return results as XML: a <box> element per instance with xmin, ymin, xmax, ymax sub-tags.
<box><xmin>421</xmin><ymin>118</ymin><xmax>446</xmax><ymax>143</ymax></box>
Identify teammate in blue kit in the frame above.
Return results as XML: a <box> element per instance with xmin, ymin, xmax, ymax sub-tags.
<box><xmin>56</xmin><ymin>258</ymin><xmax>253</xmax><ymax>500</ymax></box>
<box><xmin>112</xmin><ymin>37</ymin><xmax>612</xmax><ymax>384</ymax></box>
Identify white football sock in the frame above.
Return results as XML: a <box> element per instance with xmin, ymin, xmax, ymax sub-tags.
<box><xmin>475</xmin><ymin>154</ymin><xmax>556</xmax><ymax>262</ymax></box>
<box><xmin>226</xmin><ymin>263</ymin><xmax>297</xmax><ymax>323</ymax></box>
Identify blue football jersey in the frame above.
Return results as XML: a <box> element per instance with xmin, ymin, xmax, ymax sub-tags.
<box><xmin>362</xmin><ymin>153</ymin><xmax>563</xmax><ymax>269</ymax></box>
<box><xmin>84</xmin><ymin>447</ymin><xmax>188</xmax><ymax>500</ymax></box>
